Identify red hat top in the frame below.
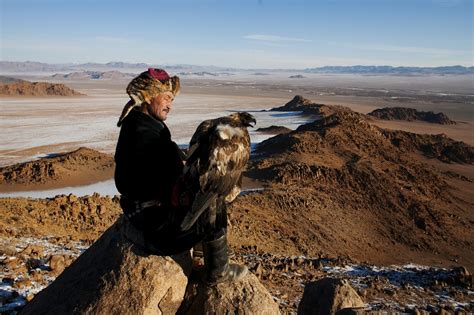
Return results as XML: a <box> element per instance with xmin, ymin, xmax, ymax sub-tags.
<box><xmin>148</xmin><ymin>68</ymin><xmax>170</xmax><ymax>81</ymax></box>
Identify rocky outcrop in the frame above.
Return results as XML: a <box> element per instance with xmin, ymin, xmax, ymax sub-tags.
<box><xmin>383</xmin><ymin>130</ymin><xmax>473</xmax><ymax>164</ymax></box>
<box><xmin>179</xmin><ymin>273</ymin><xmax>280</xmax><ymax>314</ymax></box>
<box><xmin>0</xmin><ymin>193</ymin><xmax>122</xmax><ymax>241</ymax></box>
<box><xmin>21</xmin><ymin>217</ymin><xmax>193</xmax><ymax>314</ymax></box>
<box><xmin>298</xmin><ymin>278</ymin><xmax>365</xmax><ymax>315</ymax></box>
<box><xmin>270</xmin><ymin>95</ymin><xmax>351</xmax><ymax>117</ymax></box>
<box><xmin>0</xmin><ymin>81</ymin><xmax>83</xmax><ymax>96</ymax></box>
<box><xmin>20</xmin><ymin>216</ymin><xmax>278</xmax><ymax>314</ymax></box>
<box><xmin>233</xmin><ymin>102</ymin><xmax>474</xmax><ymax>270</ymax></box>
<box><xmin>256</xmin><ymin>110</ymin><xmax>473</xmax><ymax>164</ymax></box>
<box><xmin>0</xmin><ymin>147</ymin><xmax>114</xmax><ymax>188</ymax></box>
<box><xmin>271</xmin><ymin>95</ymin><xmax>316</xmax><ymax>112</ymax></box>
<box><xmin>256</xmin><ymin>125</ymin><xmax>292</xmax><ymax>134</ymax></box>
<box><xmin>368</xmin><ymin>107</ymin><xmax>456</xmax><ymax>124</ymax></box>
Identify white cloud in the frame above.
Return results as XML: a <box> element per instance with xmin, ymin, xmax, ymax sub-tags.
<box><xmin>244</xmin><ymin>34</ymin><xmax>312</xmax><ymax>43</ymax></box>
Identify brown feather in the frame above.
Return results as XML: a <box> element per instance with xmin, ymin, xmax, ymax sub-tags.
<box><xmin>180</xmin><ymin>112</ymin><xmax>255</xmax><ymax>231</ymax></box>
<box><xmin>117</xmin><ymin>99</ymin><xmax>138</xmax><ymax>127</ymax></box>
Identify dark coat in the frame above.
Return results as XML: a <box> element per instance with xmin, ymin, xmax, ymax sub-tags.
<box><xmin>115</xmin><ymin>109</ymin><xmax>183</xmax><ymax>203</ymax></box>
<box><xmin>114</xmin><ymin>109</ymin><xmax>199</xmax><ymax>254</ymax></box>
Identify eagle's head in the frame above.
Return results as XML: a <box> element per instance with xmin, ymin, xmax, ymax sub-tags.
<box><xmin>231</xmin><ymin>112</ymin><xmax>256</xmax><ymax>127</ymax></box>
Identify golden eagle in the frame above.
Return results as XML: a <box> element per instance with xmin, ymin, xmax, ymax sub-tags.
<box><xmin>180</xmin><ymin>112</ymin><xmax>256</xmax><ymax>231</ymax></box>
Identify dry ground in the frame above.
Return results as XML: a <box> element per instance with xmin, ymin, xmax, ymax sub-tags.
<box><xmin>0</xmin><ymin>74</ymin><xmax>473</xmax><ymax>313</ymax></box>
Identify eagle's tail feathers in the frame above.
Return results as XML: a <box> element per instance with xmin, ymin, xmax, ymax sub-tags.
<box><xmin>180</xmin><ymin>193</ymin><xmax>217</xmax><ymax>231</ymax></box>
<box><xmin>185</xmin><ymin>144</ymin><xmax>200</xmax><ymax>165</ymax></box>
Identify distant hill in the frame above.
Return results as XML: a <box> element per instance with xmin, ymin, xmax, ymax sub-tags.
<box><xmin>0</xmin><ymin>61</ymin><xmax>232</xmax><ymax>74</ymax></box>
<box><xmin>0</xmin><ymin>79</ymin><xmax>83</xmax><ymax>96</ymax></box>
<box><xmin>0</xmin><ymin>61</ymin><xmax>61</xmax><ymax>72</ymax></box>
<box><xmin>304</xmin><ymin>65</ymin><xmax>474</xmax><ymax>75</ymax></box>
<box><xmin>289</xmin><ymin>74</ymin><xmax>305</xmax><ymax>79</ymax></box>
<box><xmin>0</xmin><ymin>61</ymin><xmax>150</xmax><ymax>73</ymax></box>
<box><xmin>0</xmin><ymin>76</ymin><xmax>26</xmax><ymax>84</ymax></box>
<box><xmin>177</xmin><ymin>71</ymin><xmax>234</xmax><ymax>76</ymax></box>
<box><xmin>368</xmin><ymin>107</ymin><xmax>456</xmax><ymax>125</ymax></box>
<box><xmin>270</xmin><ymin>95</ymin><xmax>347</xmax><ymax>117</ymax></box>
<box><xmin>51</xmin><ymin>70</ymin><xmax>134</xmax><ymax>80</ymax></box>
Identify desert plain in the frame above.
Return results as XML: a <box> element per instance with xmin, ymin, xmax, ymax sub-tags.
<box><xmin>0</xmin><ymin>71</ymin><xmax>473</xmax><ymax>313</ymax></box>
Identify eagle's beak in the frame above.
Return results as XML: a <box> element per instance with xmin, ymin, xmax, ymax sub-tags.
<box><xmin>249</xmin><ymin>117</ymin><xmax>256</xmax><ymax>127</ymax></box>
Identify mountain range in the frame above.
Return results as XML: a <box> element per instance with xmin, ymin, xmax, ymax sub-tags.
<box><xmin>1</xmin><ymin>61</ymin><xmax>472</xmax><ymax>75</ymax></box>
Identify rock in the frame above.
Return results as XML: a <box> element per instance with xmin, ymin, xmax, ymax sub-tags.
<box><xmin>97</xmin><ymin>204</ymin><xmax>106</xmax><ymax>215</ymax></box>
<box><xmin>4</xmin><ymin>258</ymin><xmax>20</xmax><ymax>270</ymax></box>
<box><xmin>48</xmin><ymin>255</ymin><xmax>66</xmax><ymax>275</ymax></box>
<box><xmin>69</xmin><ymin>201</ymin><xmax>81</xmax><ymax>217</ymax></box>
<box><xmin>25</xmin><ymin>258</ymin><xmax>43</xmax><ymax>270</ymax></box>
<box><xmin>454</xmin><ymin>266</ymin><xmax>470</xmax><ymax>276</ymax></box>
<box><xmin>29</xmin><ymin>269</ymin><xmax>45</xmax><ymax>282</ymax></box>
<box><xmin>178</xmin><ymin>273</ymin><xmax>280</xmax><ymax>315</ymax></box>
<box><xmin>448</xmin><ymin>266</ymin><xmax>473</xmax><ymax>289</ymax></box>
<box><xmin>13</xmin><ymin>279</ymin><xmax>32</xmax><ymax>289</ymax></box>
<box><xmin>298</xmin><ymin>278</ymin><xmax>365</xmax><ymax>315</ymax></box>
<box><xmin>253</xmin><ymin>262</ymin><xmax>264</xmax><ymax>278</ymax></box>
<box><xmin>20</xmin><ymin>245</ymin><xmax>44</xmax><ymax>257</ymax></box>
<box><xmin>439</xmin><ymin>308</ymin><xmax>451</xmax><ymax>315</ymax></box>
<box><xmin>21</xmin><ymin>216</ymin><xmax>193</xmax><ymax>315</ymax></box>
<box><xmin>0</xmin><ymin>243</ymin><xmax>18</xmax><ymax>256</ymax></box>
<box><xmin>256</xmin><ymin>125</ymin><xmax>292</xmax><ymax>135</ymax></box>
<box><xmin>336</xmin><ymin>308</ymin><xmax>365</xmax><ymax>315</ymax></box>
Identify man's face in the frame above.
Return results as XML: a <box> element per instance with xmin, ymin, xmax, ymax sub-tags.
<box><xmin>148</xmin><ymin>91</ymin><xmax>174</xmax><ymax>121</ymax></box>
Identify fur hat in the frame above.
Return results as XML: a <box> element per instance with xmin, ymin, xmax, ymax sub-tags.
<box><xmin>117</xmin><ymin>68</ymin><xmax>180</xmax><ymax>126</ymax></box>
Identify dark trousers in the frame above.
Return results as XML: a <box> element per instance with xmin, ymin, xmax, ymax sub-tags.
<box><xmin>121</xmin><ymin>197</ymin><xmax>227</xmax><ymax>256</ymax></box>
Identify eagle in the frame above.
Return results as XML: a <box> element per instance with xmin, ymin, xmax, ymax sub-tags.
<box><xmin>179</xmin><ymin>112</ymin><xmax>256</xmax><ymax>231</ymax></box>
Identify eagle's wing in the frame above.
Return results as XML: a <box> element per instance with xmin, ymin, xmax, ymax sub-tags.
<box><xmin>180</xmin><ymin>118</ymin><xmax>251</xmax><ymax>231</ymax></box>
<box><xmin>186</xmin><ymin>119</ymin><xmax>213</xmax><ymax>163</ymax></box>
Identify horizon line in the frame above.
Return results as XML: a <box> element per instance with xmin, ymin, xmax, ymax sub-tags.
<box><xmin>1</xmin><ymin>60</ymin><xmax>473</xmax><ymax>71</ymax></box>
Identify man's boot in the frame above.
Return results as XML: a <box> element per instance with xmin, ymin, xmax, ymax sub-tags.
<box><xmin>203</xmin><ymin>233</ymin><xmax>248</xmax><ymax>284</ymax></box>
<box><xmin>193</xmin><ymin>241</ymin><xmax>204</xmax><ymax>258</ymax></box>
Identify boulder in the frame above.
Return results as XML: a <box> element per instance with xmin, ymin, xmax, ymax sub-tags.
<box><xmin>48</xmin><ymin>255</ymin><xmax>66</xmax><ymax>276</ymax></box>
<box><xmin>178</xmin><ymin>272</ymin><xmax>280</xmax><ymax>315</ymax></box>
<box><xmin>21</xmin><ymin>215</ymin><xmax>278</xmax><ymax>314</ymax></box>
<box><xmin>298</xmin><ymin>278</ymin><xmax>365</xmax><ymax>315</ymax></box>
<box><xmin>21</xmin><ymin>216</ymin><xmax>193</xmax><ymax>315</ymax></box>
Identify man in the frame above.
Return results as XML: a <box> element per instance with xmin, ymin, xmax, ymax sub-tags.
<box><xmin>114</xmin><ymin>68</ymin><xmax>247</xmax><ymax>284</ymax></box>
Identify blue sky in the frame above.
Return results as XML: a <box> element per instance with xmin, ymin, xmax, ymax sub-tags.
<box><xmin>1</xmin><ymin>0</ymin><xmax>472</xmax><ymax>68</ymax></box>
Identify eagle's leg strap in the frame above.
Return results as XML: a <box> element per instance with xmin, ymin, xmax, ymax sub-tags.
<box><xmin>202</xmin><ymin>231</ymin><xmax>248</xmax><ymax>285</ymax></box>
